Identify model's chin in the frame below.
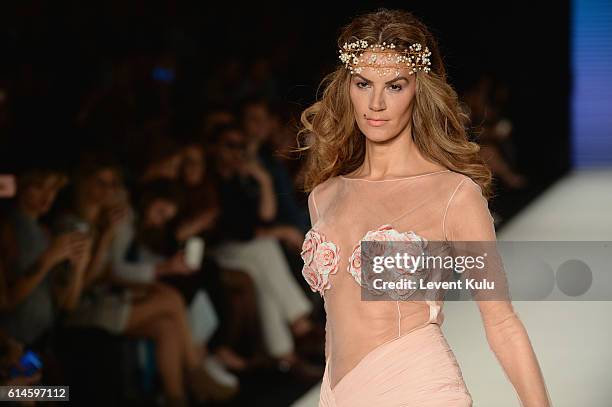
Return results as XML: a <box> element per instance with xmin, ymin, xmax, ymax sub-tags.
<box><xmin>361</xmin><ymin>130</ymin><xmax>397</xmax><ymax>143</ymax></box>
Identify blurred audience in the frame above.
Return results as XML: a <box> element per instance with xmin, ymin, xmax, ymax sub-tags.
<box><xmin>464</xmin><ymin>74</ymin><xmax>528</xmax><ymax>190</ymax></box>
<box><xmin>53</xmin><ymin>154</ymin><xmax>237</xmax><ymax>405</ymax></box>
<box><xmin>240</xmin><ymin>97</ymin><xmax>310</xmax><ymax>237</ymax></box>
<box><xmin>176</xmin><ymin>139</ymin><xmax>267</xmax><ymax>372</ymax></box>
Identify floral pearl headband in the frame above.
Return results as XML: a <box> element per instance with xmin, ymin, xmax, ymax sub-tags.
<box><xmin>338</xmin><ymin>40</ymin><xmax>432</xmax><ymax>77</ymax></box>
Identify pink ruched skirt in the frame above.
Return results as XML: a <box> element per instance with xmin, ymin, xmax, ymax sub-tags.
<box><xmin>319</xmin><ymin>323</ymin><xmax>473</xmax><ymax>406</ymax></box>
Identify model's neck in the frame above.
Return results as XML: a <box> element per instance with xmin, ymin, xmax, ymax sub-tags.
<box><xmin>357</xmin><ymin>129</ymin><xmax>441</xmax><ymax>178</ymax></box>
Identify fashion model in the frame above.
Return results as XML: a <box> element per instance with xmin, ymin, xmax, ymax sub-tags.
<box><xmin>297</xmin><ymin>8</ymin><xmax>552</xmax><ymax>407</ymax></box>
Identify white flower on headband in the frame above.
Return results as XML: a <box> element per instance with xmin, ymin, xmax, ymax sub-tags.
<box><xmin>338</xmin><ymin>39</ymin><xmax>432</xmax><ymax>77</ymax></box>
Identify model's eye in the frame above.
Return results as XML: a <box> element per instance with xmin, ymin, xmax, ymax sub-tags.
<box><xmin>356</xmin><ymin>81</ymin><xmax>370</xmax><ymax>89</ymax></box>
<box><xmin>388</xmin><ymin>84</ymin><xmax>403</xmax><ymax>92</ymax></box>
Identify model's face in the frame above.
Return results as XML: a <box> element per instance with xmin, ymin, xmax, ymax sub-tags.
<box><xmin>349</xmin><ymin>57</ymin><xmax>417</xmax><ymax>142</ymax></box>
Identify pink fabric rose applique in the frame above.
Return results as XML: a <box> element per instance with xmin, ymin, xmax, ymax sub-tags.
<box><xmin>301</xmin><ymin>229</ymin><xmax>340</xmax><ymax>297</ymax></box>
<box><xmin>347</xmin><ymin>224</ymin><xmax>427</xmax><ymax>288</ymax></box>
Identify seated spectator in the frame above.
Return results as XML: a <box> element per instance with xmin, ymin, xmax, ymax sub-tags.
<box><xmin>205</xmin><ymin>122</ymin><xmax>323</xmax><ymax>384</ymax></box>
<box><xmin>176</xmin><ymin>140</ymin><xmax>264</xmax><ymax>371</ymax></box>
<box><xmin>132</xmin><ymin>179</ymin><xmax>245</xmax><ymax>377</ymax></box>
<box><xmin>239</xmin><ymin>97</ymin><xmax>326</xmax><ymax>306</ymax></box>
<box><xmin>54</xmin><ymin>154</ymin><xmax>237</xmax><ymax>405</ymax></box>
<box><xmin>240</xmin><ymin>96</ymin><xmax>310</xmax><ymax>238</ymax></box>
<box><xmin>0</xmin><ymin>168</ymin><xmax>90</xmax><ymax>348</ymax></box>
<box><xmin>134</xmin><ymin>134</ymin><xmax>257</xmax><ymax>370</ymax></box>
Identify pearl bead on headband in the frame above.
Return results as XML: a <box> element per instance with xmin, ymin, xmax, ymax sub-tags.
<box><xmin>338</xmin><ymin>40</ymin><xmax>432</xmax><ymax>77</ymax></box>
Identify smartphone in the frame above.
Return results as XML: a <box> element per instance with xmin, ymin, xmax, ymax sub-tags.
<box><xmin>9</xmin><ymin>350</ymin><xmax>43</xmax><ymax>378</ymax></box>
<box><xmin>58</xmin><ymin>217</ymin><xmax>90</xmax><ymax>235</ymax></box>
<box><xmin>72</xmin><ymin>221</ymin><xmax>90</xmax><ymax>234</ymax></box>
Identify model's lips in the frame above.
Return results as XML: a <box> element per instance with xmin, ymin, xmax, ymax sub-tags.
<box><xmin>366</xmin><ymin>118</ymin><xmax>389</xmax><ymax>127</ymax></box>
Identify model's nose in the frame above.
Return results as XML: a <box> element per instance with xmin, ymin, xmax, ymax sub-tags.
<box><xmin>369</xmin><ymin>88</ymin><xmax>386</xmax><ymax>111</ymax></box>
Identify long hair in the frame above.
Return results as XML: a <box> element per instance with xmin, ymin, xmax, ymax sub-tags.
<box><xmin>295</xmin><ymin>8</ymin><xmax>493</xmax><ymax>199</ymax></box>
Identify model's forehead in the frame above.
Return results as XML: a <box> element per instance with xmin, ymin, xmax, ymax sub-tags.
<box><xmin>352</xmin><ymin>63</ymin><xmax>415</xmax><ymax>82</ymax></box>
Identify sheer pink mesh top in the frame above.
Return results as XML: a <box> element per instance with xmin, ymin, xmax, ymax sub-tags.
<box><xmin>301</xmin><ymin>169</ymin><xmax>498</xmax><ymax>391</ymax></box>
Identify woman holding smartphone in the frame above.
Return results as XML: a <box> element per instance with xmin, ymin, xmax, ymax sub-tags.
<box><xmin>54</xmin><ymin>154</ymin><xmax>236</xmax><ymax>405</ymax></box>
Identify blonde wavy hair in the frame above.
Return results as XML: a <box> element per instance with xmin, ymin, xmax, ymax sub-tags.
<box><xmin>295</xmin><ymin>8</ymin><xmax>493</xmax><ymax>200</ymax></box>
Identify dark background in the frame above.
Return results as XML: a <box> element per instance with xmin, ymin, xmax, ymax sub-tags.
<box><xmin>0</xmin><ymin>0</ymin><xmax>570</xmax><ymax>220</ymax></box>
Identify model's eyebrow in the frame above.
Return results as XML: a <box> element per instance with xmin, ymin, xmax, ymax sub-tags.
<box><xmin>353</xmin><ymin>74</ymin><xmax>409</xmax><ymax>85</ymax></box>
<box><xmin>387</xmin><ymin>76</ymin><xmax>410</xmax><ymax>84</ymax></box>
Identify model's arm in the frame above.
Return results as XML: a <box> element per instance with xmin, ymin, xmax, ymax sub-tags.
<box><xmin>306</xmin><ymin>188</ymin><xmax>333</xmax><ymax>361</ymax></box>
<box><xmin>445</xmin><ymin>178</ymin><xmax>552</xmax><ymax>407</ymax></box>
